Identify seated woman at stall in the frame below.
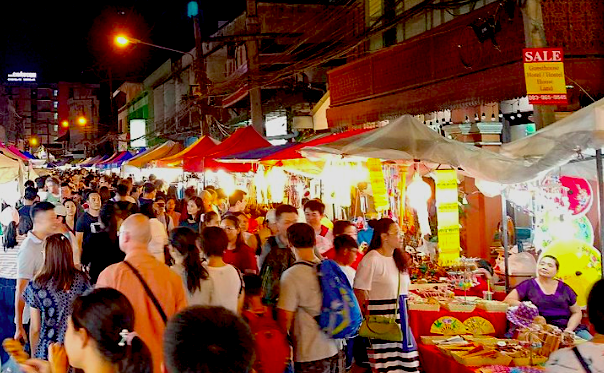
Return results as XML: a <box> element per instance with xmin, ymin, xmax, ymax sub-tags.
<box><xmin>504</xmin><ymin>255</ymin><xmax>591</xmax><ymax>340</ymax></box>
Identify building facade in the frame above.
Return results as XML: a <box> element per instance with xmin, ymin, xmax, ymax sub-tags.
<box><xmin>57</xmin><ymin>82</ymin><xmax>101</xmax><ymax>154</ymax></box>
<box><xmin>2</xmin><ymin>77</ymin><xmax>59</xmax><ymax>151</ymax></box>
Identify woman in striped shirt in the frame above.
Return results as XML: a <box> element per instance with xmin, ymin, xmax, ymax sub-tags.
<box><xmin>0</xmin><ymin>205</ymin><xmax>24</xmax><ymax>365</ymax></box>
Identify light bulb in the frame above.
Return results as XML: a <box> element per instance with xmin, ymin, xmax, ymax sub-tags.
<box><xmin>481</xmin><ymin>113</ymin><xmax>486</xmax><ymax>120</ymax></box>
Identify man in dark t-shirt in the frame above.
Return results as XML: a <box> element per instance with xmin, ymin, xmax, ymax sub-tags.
<box><xmin>75</xmin><ymin>191</ymin><xmax>101</xmax><ymax>259</ymax></box>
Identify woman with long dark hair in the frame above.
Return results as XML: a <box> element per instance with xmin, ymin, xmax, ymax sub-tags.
<box><xmin>63</xmin><ymin>199</ymin><xmax>78</xmax><ymax>233</ymax></box>
<box><xmin>21</xmin><ymin>288</ymin><xmax>152</xmax><ymax>373</ymax></box>
<box><xmin>221</xmin><ymin>215</ymin><xmax>258</xmax><ymax>274</ymax></box>
<box><xmin>169</xmin><ymin>227</ymin><xmax>209</xmax><ymax>303</ymax></box>
<box><xmin>23</xmin><ymin>234</ymin><xmax>91</xmax><ymax>359</ymax></box>
<box><xmin>195</xmin><ymin>227</ymin><xmax>244</xmax><ymax>314</ymax></box>
<box><xmin>179</xmin><ymin>196</ymin><xmax>203</xmax><ymax>233</ymax></box>
<box><xmin>353</xmin><ymin>218</ymin><xmax>420</xmax><ymax>373</ymax></box>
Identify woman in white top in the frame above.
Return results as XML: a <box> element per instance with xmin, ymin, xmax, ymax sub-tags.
<box><xmin>354</xmin><ymin>218</ymin><xmax>420</xmax><ymax>373</ymax></box>
<box><xmin>546</xmin><ymin>279</ymin><xmax>604</xmax><ymax>373</ymax></box>
<box><xmin>170</xmin><ymin>226</ymin><xmax>244</xmax><ymax>314</ymax></box>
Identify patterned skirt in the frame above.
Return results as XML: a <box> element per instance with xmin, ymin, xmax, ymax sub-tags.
<box><xmin>366</xmin><ymin>295</ymin><xmax>420</xmax><ymax>373</ymax></box>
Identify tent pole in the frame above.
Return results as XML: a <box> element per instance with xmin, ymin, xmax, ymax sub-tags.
<box><xmin>501</xmin><ymin>195</ymin><xmax>510</xmax><ymax>292</ymax></box>
<box><xmin>596</xmin><ymin>149</ymin><xmax>604</xmax><ymax>278</ymax></box>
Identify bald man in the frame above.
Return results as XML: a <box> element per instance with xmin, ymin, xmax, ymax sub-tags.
<box><xmin>96</xmin><ymin>214</ymin><xmax>187</xmax><ymax>373</ymax></box>
<box><xmin>200</xmin><ymin>190</ymin><xmax>218</xmax><ymax>214</ymax></box>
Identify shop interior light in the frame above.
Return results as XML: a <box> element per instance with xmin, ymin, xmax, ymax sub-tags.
<box><xmin>407</xmin><ymin>171</ymin><xmax>432</xmax><ymax>211</ymax></box>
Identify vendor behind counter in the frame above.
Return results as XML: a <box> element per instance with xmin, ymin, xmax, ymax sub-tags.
<box><xmin>504</xmin><ymin>255</ymin><xmax>591</xmax><ymax>340</ymax></box>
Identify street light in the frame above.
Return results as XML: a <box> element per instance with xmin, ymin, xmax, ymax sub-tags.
<box><xmin>78</xmin><ymin>116</ymin><xmax>87</xmax><ymax>126</ymax></box>
<box><xmin>114</xmin><ymin>34</ymin><xmax>192</xmax><ymax>57</ymax></box>
<box><xmin>61</xmin><ymin>120</ymin><xmax>69</xmax><ymax>128</ymax></box>
<box><xmin>29</xmin><ymin>137</ymin><xmax>38</xmax><ymax>146</ymax></box>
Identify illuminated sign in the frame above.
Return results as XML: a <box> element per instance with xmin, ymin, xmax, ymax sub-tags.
<box><xmin>130</xmin><ymin>119</ymin><xmax>147</xmax><ymax>148</ymax></box>
<box><xmin>7</xmin><ymin>71</ymin><xmax>37</xmax><ymax>82</ymax></box>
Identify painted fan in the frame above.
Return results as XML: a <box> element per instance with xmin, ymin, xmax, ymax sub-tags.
<box><xmin>463</xmin><ymin>316</ymin><xmax>496</xmax><ymax>335</ymax></box>
<box><xmin>430</xmin><ymin>316</ymin><xmax>468</xmax><ymax>335</ymax></box>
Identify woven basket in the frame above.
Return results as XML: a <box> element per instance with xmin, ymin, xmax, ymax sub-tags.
<box><xmin>442</xmin><ymin>302</ymin><xmax>476</xmax><ymax>312</ymax></box>
<box><xmin>408</xmin><ymin>302</ymin><xmax>441</xmax><ymax>311</ymax></box>
<box><xmin>476</xmin><ymin>301</ymin><xmax>508</xmax><ymax>312</ymax></box>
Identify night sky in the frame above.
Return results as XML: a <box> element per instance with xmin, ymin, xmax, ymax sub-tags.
<box><xmin>0</xmin><ymin>1</ymin><xmax>246</xmax><ymax>85</ymax></box>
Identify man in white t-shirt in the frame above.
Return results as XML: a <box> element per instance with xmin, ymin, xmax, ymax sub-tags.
<box><xmin>278</xmin><ymin>223</ymin><xmax>344</xmax><ymax>373</ymax></box>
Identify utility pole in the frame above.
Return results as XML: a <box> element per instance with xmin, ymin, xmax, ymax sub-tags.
<box><xmin>522</xmin><ymin>0</ymin><xmax>555</xmax><ymax>129</ymax></box>
<box><xmin>246</xmin><ymin>0</ymin><xmax>265</xmax><ymax>135</ymax></box>
<box><xmin>189</xmin><ymin>0</ymin><xmax>211</xmax><ymax>136</ymax></box>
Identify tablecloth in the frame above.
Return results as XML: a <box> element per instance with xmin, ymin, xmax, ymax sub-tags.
<box><xmin>408</xmin><ymin>308</ymin><xmax>508</xmax><ymax>338</ymax></box>
<box><xmin>419</xmin><ymin>344</ymin><xmax>476</xmax><ymax>373</ymax></box>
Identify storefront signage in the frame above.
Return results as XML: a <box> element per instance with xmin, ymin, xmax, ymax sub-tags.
<box><xmin>7</xmin><ymin>71</ymin><xmax>37</xmax><ymax>82</ymax></box>
<box><xmin>435</xmin><ymin>170</ymin><xmax>460</xmax><ymax>265</ymax></box>
<box><xmin>523</xmin><ymin>48</ymin><xmax>567</xmax><ymax>105</ymax></box>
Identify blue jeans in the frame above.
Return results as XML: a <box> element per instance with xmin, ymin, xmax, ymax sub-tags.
<box><xmin>0</xmin><ymin>278</ymin><xmax>16</xmax><ymax>365</ymax></box>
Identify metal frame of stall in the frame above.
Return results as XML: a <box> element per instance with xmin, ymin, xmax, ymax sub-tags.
<box><xmin>501</xmin><ymin>149</ymin><xmax>604</xmax><ymax>292</ymax></box>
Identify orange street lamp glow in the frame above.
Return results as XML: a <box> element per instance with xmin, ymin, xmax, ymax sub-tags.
<box><xmin>61</xmin><ymin>120</ymin><xmax>69</xmax><ymax>128</ymax></box>
<box><xmin>78</xmin><ymin>117</ymin><xmax>87</xmax><ymax>126</ymax></box>
<box><xmin>30</xmin><ymin>138</ymin><xmax>38</xmax><ymax>146</ymax></box>
<box><xmin>115</xmin><ymin>35</ymin><xmax>130</xmax><ymax>47</ymax></box>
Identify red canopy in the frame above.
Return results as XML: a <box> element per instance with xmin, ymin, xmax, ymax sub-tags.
<box><xmin>183</xmin><ymin>126</ymin><xmax>271</xmax><ymax>172</ymax></box>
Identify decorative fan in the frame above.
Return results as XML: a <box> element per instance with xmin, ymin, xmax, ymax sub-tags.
<box><xmin>430</xmin><ymin>316</ymin><xmax>467</xmax><ymax>335</ymax></box>
<box><xmin>463</xmin><ymin>316</ymin><xmax>496</xmax><ymax>336</ymax></box>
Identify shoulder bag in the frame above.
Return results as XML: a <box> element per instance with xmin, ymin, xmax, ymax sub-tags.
<box><xmin>358</xmin><ymin>272</ymin><xmax>403</xmax><ymax>341</ymax></box>
<box><xmin>123</xmin><ymin>261</ymin><xmax>168</xmax><ymax>324</ymax></box>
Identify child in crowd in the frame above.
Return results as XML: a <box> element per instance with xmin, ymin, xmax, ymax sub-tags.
<box><xmin>242</xmin><ymin>274</ymin><xmax>289</xmax><ymax>373</ymax></box>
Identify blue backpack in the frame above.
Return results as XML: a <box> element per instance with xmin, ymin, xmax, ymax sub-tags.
<box><xmin>295</xmin><ymin>259</ymin><xmax>363</xmax><ymax>339</ymax></box>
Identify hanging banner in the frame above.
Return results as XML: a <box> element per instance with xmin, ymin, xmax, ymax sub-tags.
<box><xmin>523</xmin><ymin>48</ymin><xmax>567</xmax><ymax>105</ymax></box>
<box><xmin>435</xmin><ymin>170</ymin><xmax>460</xmax><ymax>265</ymax></box>
<box><xmin>367</xmin><ymin>158</ymin><xmax>389</xmax><ymax>212</ymax></box>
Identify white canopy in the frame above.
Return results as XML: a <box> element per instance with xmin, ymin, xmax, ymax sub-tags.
<box><xmin>303</xmin><ymin>115</ymin><xmax>555</xmax><ymax>184</ymax></box>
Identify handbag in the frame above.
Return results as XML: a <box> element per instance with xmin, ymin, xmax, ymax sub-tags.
<box><xmin>123</xmin><ymin>261</ymin><xmax>168</xmax><ymax>324</ymax></box>
<box><xmin>358</xmin><ymin>272</ymin><xmax>403</xmax><ymax>342</ymax></box>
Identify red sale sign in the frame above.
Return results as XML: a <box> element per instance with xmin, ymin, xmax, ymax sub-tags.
<box><xmin>523</xmin><ymin>48</ymin><xmax>567</xmax><ymax>105</ymax></box>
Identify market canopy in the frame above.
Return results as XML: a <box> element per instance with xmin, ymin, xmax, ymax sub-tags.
<box><xmin>124</xmin><ymin>141</ymin><xmax>183</xmax><ymax>168</ymax></box>
<box><xmin>500</xmin><ymin>97</ymin><xmax>604</xmax><ymax>177</ymax></box>
<box><xmin>0</xmin><ymin>152</ymin><xmax>23</xmax><ymax>184</ymax></box>
<box><xmin>155</xmin><ymin>136</ymin><xmax>220</xmax><ymax>168</ymax></box>
<box><xmin>183</xmin><ymin>126</ymin><xmax>271</xmax><ymax>172</ymax></box>
<box><xmin>218</xmin><ymin>128</ymin><xmax>371</xmax><ymax>163</ymax></box>
<box><xmin>303</xmin><ymin>115</ymin><xmax>575</xmax><ymax>184</ymax></box>
<box><xmin>7</xmin><ymin>145</ymin><xmax>30</xmax><ymax>161</ymax></box>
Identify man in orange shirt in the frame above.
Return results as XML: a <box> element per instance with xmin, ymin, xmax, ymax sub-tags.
<box><xmin>97</xmin><ymin>214</ymin><xmax>187</xmax><ymax>373</ymax></box>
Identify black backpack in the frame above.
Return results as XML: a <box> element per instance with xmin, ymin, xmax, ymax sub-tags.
<box><xmin>259</xmin><ymin>236</ymin><xmax>296</xmax><ymax>306</ymax></box>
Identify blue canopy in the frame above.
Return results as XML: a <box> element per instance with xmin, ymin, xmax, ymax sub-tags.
<box><xmin>218</xmin><ymin>143</ymin><xmax>296</xmax><ymax>162</ymax></box>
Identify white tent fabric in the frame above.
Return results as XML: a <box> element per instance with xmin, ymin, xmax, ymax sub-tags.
<box><xmin>303</xmin><ymin>115</ymin><xmax>558</xmax><ymax>184</ymax></box>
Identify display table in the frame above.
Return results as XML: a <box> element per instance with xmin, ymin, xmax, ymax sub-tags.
<box><xmin>408</xmin><ymin>308</ymin><xmax>508</xmax><ymax>338</ymax></box>
<box><xmin>418</xmin><ymin>344</ymin><xmax>475</xmax><ymax>373</ymax></box>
